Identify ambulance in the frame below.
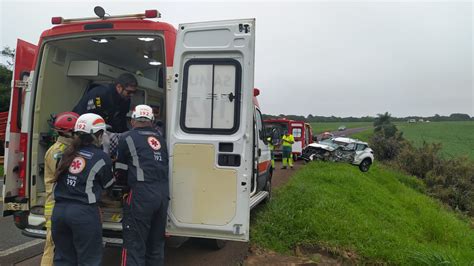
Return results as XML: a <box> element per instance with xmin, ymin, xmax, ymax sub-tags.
<box><xmin>264</xmin><ymin>118</ymin><xmax>314</xmax><ymax>160</ymax></box>
<box><xmin>2</xmin><ymin>7</ymin><xmax>272</xmax><ymax>247</ymax></box>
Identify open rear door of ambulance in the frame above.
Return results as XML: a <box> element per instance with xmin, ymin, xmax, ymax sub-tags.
<box><xmin>167</xmin><ymin>19</ymin><xmax>255</xmax><ymax>241</ymax></box>
<box><xmin>3</xmin><ymin>39</ymin><xmax>37</xmax><ymax>216</ymax></box>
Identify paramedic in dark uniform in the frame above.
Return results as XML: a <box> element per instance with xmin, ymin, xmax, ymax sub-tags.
<box><xmin>115</xmin><ymin>104</ymin><xmax>169</xmax><ymax>266</ymax></box>
<box><xmin>72</xmin><ymin>73</ymin><xmax>138</xmax><ymax>133</ymax></box>
<box><xmin>52</xmin><ymin>113</ymin><xmax>114</xmax><ymax>266</ymax></box>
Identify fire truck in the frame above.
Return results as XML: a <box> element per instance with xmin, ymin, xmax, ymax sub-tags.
<box><xmin>2</xmin><ymin>7</ymin><xmax>272</xmax><ymax>247</ymax></box>
<box><xmin>264</xmin><ymin>118</ymin><xmax>314</xmax><ymax>160</ymax></box>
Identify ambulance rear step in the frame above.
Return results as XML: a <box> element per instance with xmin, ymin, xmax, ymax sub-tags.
<box><xmin>249</xmin><ymin>191</ymin><xmax>269</xmax><ymax>209</ymax></box>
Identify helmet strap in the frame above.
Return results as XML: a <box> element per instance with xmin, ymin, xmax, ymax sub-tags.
<box><xmin>91</xmin><ymin>133</ymin><xmax>103</xmax><ymax>147</ymax></box>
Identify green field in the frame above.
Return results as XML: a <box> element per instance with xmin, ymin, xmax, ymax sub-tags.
<box><xmin>349</xmin><ymin>129</ymin><xmax>372</xmax><ymax>142</ymax></box>
<box><xmin>310</xmin><ymin>122</ymin><xmax>373</xmax><ymax>134</ymax></box>
<box><xmin>396</xmin><ymin>121</ymin><xmax>474</xmax><ymax>159</ymax></box>
<box><xmin>252</xmin><ymin>162</ymin><xmax>474</xmax><ymax>265</ymax></box>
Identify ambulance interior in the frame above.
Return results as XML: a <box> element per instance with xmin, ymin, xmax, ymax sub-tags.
<box><xmin>30</xmin><ymin>34</ymin><xmax>166</xmax><ymax>228</ymax></box>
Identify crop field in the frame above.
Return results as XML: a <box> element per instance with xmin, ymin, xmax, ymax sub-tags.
<box><xmin>310</xmin><ymin>122</ymin><xmax>373</xmax><ymax>134</ymax></box>
<box><xmin>396</xmin><ymin>121</ymin><xmax>474</xmax><ymax>159</ymax></box>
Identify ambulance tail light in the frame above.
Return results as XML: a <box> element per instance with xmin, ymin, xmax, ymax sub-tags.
<box><xmin>145</xmin><ymin>10</ymin><xmax>159</xmax><ymax>18</ymax></box>
<box><xmin>51</xmin><ymin>17</ymin><xmax>63</xmax><ymax>25</ymax></box>
<box><xmin>18</xmin><ymin>133</ymin><xmax>28</xmax><ymax>197</ymax></box>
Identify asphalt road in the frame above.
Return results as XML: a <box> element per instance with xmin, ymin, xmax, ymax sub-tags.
<box><xmin>316</xmin><ymin>127</ymin><xmax>369</xmax><ymax>140</ymax></box>
<box><xmin>0</xmin><ymin>204</ymin><xmax>45</xmax><ymax>265</ymax></box>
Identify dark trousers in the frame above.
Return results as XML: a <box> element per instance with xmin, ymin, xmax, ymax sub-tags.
<box><xmin>51</xmin><ymin>202</ymin><xmax>102</xmax><ymax>266</ymax></box>
<box><xmin>121</xmin><ymin>188</ymin><xmax>169</xmax><ymax>266</ymax></box>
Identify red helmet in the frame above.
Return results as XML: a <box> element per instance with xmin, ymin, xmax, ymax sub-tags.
<box><xmin>53</xmin><ymin>112</ymin><xmax>80</xmax><ymax>133</ymax></box>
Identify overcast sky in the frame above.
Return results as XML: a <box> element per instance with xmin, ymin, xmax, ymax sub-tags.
<box><xmin>0</xmin><ymin>0</ymin><xmax>472</xmax><ymax>117</ymax></box>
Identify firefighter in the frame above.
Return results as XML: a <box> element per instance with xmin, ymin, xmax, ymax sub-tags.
<box><xmin>115</xmin><ymin>104</ymin><xmax>169</xmax><ymax>266</ymax></box>
<box><xmin>51</xmin><ymin>113</ymin><xmax>114</xmax><ymax>266</ymax></box>
<box><xmin>41</xmin><ymin>112</ymin><xmax>79</xmax><ymax>266</ymax></box>
<box><xmin>72</xmin><ymin>73</ymin><xmax>138</xmax><ymax>133</ymax></box>
<box><xmin>281</xmin><ymin>130</ymin><xmax>295</xmax><ymax>169</ymax></box>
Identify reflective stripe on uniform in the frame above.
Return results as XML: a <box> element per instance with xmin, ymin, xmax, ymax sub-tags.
<box><xmin>126</xmin><ymin>136</ymin><xmax>144</xmax><ymax>181</ymax></box>
<box><xmin>104</xmin><ymin>176</ymin><xmax>115</xmax><ymax>189</ymax></box>
<box><xmin>115</xmin><ymin>162</ymin><xmax>128</xmax><ymax>170</ymax></box>
<box><xmin>86</xmin><ymin>159</ymin><xmax>106</xmax><ymax>203</ymax></box>
<box><xmin>44</xmin><ymin>202</ymin><xmax>55</xmax><ymax>216</ymax></box>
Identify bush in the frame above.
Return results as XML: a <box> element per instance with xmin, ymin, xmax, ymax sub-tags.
<box><xmin>426</xmin><ymin>157</ymin><xmax>474</xmax><ymax>216</ymax></box>
<box><xmin>397</xmin><ymin>142</ymin><xmax>443</xmax><ymax>179</ymax></box>
<box><xmin>396</xmin><ymin>141</ymin><xmax>474</xmax><ymax>216</ymax></box>
<box><xmin>369</xmin><ymin>131</ymin><xmax>405</xmax><ymax>161</ymax></box>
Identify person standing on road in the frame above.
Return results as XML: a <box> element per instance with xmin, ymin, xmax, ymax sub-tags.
<box><xmin>115</xmin><ymin>104</ymin><xmax>169</xmax><ymax>266</ymax></box>
<box><xmin>41</xmin><ymin>112</ymin><xmax>79</xmax><ymax>266</ymax></box>
<box><xmin>73</xmin><ymin>73</ymin><xmax>138</xmax><ymax>133</ymax></box>
<box><xmin>281</xmin><ymin>130</ymin><xmax>295</xmax><ymax>169</ymax></box>
<box><xmin>52</xmin><ymin>113</ymin><xmax>114</xmax><ymax>266</ymax></box>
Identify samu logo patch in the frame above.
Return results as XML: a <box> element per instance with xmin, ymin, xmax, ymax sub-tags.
<box><xmin>147</xmin><ymin>136</ymin><xmax>161</xmax><ymax>151</ymax></box>
<box><xmin>69</xmin><ymin>157</ymin><xmax>86</xmax><ymax>174</ymax></box>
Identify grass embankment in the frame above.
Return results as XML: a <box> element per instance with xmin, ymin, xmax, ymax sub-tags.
<box><xmin>396</xmin><ymin>121</ymin><xmax>474</xmax><ymax>159</ymax></box>
<box><xmin>252</xmin><ymin>162</ymin><xmax>474</xmax><ymax>265</ymax></box>
<box><xmin>310</xmin><ymin>122</ymin><xmax>373</xmax><ymax>134</ymax></box>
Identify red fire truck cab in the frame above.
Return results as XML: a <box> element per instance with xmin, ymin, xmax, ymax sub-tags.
<box><xmin>264</xmin><ymin>118</ymin><xmax>314</xmax><ymax>160</ymax></box>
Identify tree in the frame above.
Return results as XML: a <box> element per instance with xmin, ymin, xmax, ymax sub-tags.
<box><xmin>1</xmin><ymin>46</ymin><xmax>15</xmax><ymax>70</ymax></box>
<box><xmin>449</xmin><ymin>113</ymin><xmax>471</xmax><ymax>121</ymax></box>
<box><xmin>0</xmin><ymin>46</ymin><xmax>14</xmax><ymax>112</ymax></box>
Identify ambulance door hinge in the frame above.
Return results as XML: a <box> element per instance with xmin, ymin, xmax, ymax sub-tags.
<box><xmin>238</xmin><ymin>24</ymin><xmax>250</xmax><ymax>33</ymax></box>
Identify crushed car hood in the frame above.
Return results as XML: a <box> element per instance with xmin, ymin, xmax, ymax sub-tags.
<box><xmin>306</xmin><ymin>142</ymin><xmax>337</xmax><ymax>151</ymax></box>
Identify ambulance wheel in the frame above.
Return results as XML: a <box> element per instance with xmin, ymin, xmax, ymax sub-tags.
<box><xmin>263</xmin><ymin>174</ymin><xmax>272</xmax><ymax>204</ymax></box>
<box><xmin>208</xmin><ymin>239</ymin><xmax>227</xmax><ymax>250</ymax></box>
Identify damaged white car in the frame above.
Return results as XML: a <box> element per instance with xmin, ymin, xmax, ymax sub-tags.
<box><xmin>301</xmin><ymin>137</ymin><xmax>374</xmax><ymax>172</ymax></box>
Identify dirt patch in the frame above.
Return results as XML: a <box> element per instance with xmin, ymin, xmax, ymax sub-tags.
<box><xmin>244</xmin><ymin>244</ymin><xmax>343</xmax><ymax>266</ymax></box>
<box><xmin>271</xmin><ymin>160</ymin><xmax>305</xmax><ymax>189</ymax></box>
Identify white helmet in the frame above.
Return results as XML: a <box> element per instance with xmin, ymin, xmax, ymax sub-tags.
<box><xmin>74</xmin><ymin>113</ymin><xmax>106</xmax><ymax>134</ymax></box>
<box><xmin>132</xmin><ymin>104</ymin><xmax>154</xmax><ymax>121</ymax></box>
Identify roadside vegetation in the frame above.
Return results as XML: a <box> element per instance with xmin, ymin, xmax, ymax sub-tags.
<box><xmin>252</xmin><ymin>162</ymin><xmax>474</xmax><ymax>265</ymax></box>
<box><xmin>368</xmin><ymin>113</ymin><xmax>474</xmax><ymax>216</ymax></box>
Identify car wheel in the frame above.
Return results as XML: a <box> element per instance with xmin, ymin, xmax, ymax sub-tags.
<box><xmin>359</xmin><ymin>159</ymin><xmax>371</xmax><ymax>172</ymax></box>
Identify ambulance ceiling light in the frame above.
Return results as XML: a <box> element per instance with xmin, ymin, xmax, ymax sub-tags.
<box><xmin>138</xmin><ymin>37</ymin><xmax>155</xmax><ymax>42</ymax></box>
<box><xmin>91</xmin><ymin>37</ymin><xmax>115</xmax><ymax>44</ymax></box>
<box><xmin>149</xmin><ymin>60</ymin><xmax>161</xmax><ymax>66</ymax></box>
